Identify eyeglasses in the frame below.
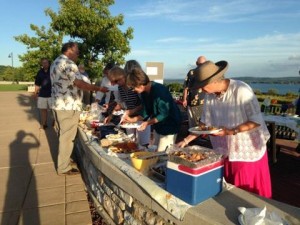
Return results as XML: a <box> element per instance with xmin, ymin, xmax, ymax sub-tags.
<box><xmin>112</xmin><ymin>78</ymin><xmax>120</xmax><ymax>83</ymax></box>
<box><xmin>112</xmin><ymin>77</ymin><xmax>124</xmax><ymax>83</ymax></box>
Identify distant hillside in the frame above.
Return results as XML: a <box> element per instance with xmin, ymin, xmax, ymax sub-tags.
<box><xmin>165</xmin><ymin>76</ymin><xmax>299</xmax><ymax>85</ymax></box>
<box><xmin>232</xmin><ymin>76</ymin><xmax>300</xmax><ymax>84</ymax></box>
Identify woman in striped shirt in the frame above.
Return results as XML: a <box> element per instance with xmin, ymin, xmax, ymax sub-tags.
<box><xmin>105</xmin><ymin>64</ymin><xmax>151</xmax><ymax>146</ymax></box>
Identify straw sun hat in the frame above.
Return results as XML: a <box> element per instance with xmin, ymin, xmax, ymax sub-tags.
<box><xmin>189</xmin><ymin>60</ymin><xmax>228</xmax><ymax>89</ymax></box>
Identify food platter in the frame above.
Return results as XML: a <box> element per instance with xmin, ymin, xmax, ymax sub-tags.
<box><xmin>105</xmin><ymin>133</ymin><xmax>124</xmax><ymax>142</ymax></box>
<box><xmin>188</xmin><ymin>126</ymin><xmax>222</xmax><ymax>135</ymax></box>
<box><xmin>168</xmin><ymin>145</ymin><xmax>223</xmax><ymax>168</ymax></box>
<box><xmin>107</xmin><ymin>141</ymin><xmax>141</xmax><ymax>158</ymax></box>
<box><xmin>120</xmin><ymin>122</ymin><xmax>141</xmax><ymax>129</ymax></box>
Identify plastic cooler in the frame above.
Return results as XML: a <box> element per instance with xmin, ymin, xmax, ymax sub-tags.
<box><xmin>166</xmin><ymin>160</ymin><xmax>224</xmax><ymax>205</ymax></box>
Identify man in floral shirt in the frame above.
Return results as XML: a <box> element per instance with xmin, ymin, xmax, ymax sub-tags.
<box><xmin>51</xmin><ymin>42</ymin><xmax>108</xmax><ymax>175</ymax></box>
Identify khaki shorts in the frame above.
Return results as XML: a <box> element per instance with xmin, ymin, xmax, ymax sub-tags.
<box><xmin>37</xmin><ymin>97</ymin><xmax>51</xmax><ymax>109</ymax></box>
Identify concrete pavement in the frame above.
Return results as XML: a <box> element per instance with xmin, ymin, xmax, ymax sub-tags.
<box><xmin>0</xmin><ymin>91</ymin><xmax>92</xmax><ymax>225</ymax></box>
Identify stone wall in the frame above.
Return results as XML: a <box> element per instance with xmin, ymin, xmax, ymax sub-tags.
<box><xmin>75</xmin><ymin>136</ymin><xmax>173</xmax><ymax>225</ymax></box>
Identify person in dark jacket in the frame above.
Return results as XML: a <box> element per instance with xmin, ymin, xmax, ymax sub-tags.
<box><xmin>123</xmin><ymin>66</ymin><xmax>181</xmax><ymax>151</ymax></box>
<box><xmin>34</xmin><ymin>58</ymin><xmax>52</xmax><ymax>129</ymax></box>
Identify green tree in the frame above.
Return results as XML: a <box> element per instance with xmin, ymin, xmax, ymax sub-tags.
<box><xmin>1</xmin><ymin>67</ymin><xmax>23</xmax><ymax>82</ymax></box>
<box><xmin>0</xmin><ymin>65</ymin><xmax>9</xmax><ymax>80</ymax></box>
<box><xmin>14</xmin><ymin>25</ymin><xmax>63</xmax><ymax>81</ymax></box>
<box><xmin>267</xmin><ymin>89</ymin><xmax>279</xmax><ymax>95</ymax></box>
<box><xmin>0</xmin><ymin>66</ymin><xmax>25</xmax><ymax>82</ymax></box>
<box><xmin>46</xmin><ymin>0</ymin><xmax>134</xmax><ymax>81</ymax></box>
<box><xmin>14</xmin><ymin>0</ymin><xmax>133</xmax><ymax>82</ymax></box>
<box><xmin>1</xmin><ymin>67</ymin><xmax>14</xmax><ymax>81</ymax></box>
<box><xmin>166</xmin><ymin>83</ymin><xmax>183</xmax><ymax>93</ymax></box>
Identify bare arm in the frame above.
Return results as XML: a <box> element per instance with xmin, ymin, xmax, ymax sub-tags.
<box><xmin>177</xmin><ymin>121</ymin><xmax>260</xmax><ymax>148</ymax></box>
<box><xmin>74</xmin><ymin>79</ymin><xmax>108</xmax><ymax>93</ymax></box>
<box><xmin>127</xmin><ymin>104</ymin><xmax>143</xmax><ymax>116</ymax></box>
<box><xmin>176</xmin><ymin>133</ymin><xmax>199</xmax><ymax>148</ymax></box>
<box><xmin>34</xmin><ymin>85</ymin><xmax>40</xmax><ymax>98</ymax></box>
<box><xmin>182</xmin><ymin>88</ymin><xmax>188</xmax><ymax>107</ymax></box>
<box><xmin>216</xmin><ymin>121</ymin><xmax>260</xmax><ymax>136</ymax></box>
<box><xmin>137</xmin><ymin>117</ymin><xmax>159</xmax><ymax>131</ymax></box>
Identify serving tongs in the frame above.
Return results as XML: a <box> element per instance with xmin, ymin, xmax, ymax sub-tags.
<box><xmin>137</xmin><ymin>152</ymin><xmax>167</xmax><ymax>160</ymax></box>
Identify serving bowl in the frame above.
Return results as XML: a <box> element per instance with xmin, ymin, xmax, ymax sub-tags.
<box><xmin>130</xmin><ymin>152</ymin><xmax>159</xmax><ymax>174</ymax></box>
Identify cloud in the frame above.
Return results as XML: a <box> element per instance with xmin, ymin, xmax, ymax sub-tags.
<box><xmin>155</xmin><ymin>37</ymin><xmax>215</xmax><ymax>44</ymax></box>
<box><xmin>127</xmin><ymin>0</ymin><xmax>300</xmax><ymax>23</ymax></box>
<box><xmin>127</xmin><ymin>32</ymin><xmax>300</xmax><ymax>78</ymax></box>
<box><xmin>129</xmin><ymin>49</ymin><xmax>156</xmax><ymax>56</ymax></box>
<box><xmin>288</xmin><ymin>55</ymin><xmax>300</xmax><ymax>61</ymax></box>
<box><xmin>129</xmin><ymin>32</ymin><xmax>300</xmax><ymax>59</ymax></box>
<box><xmin>156</xmin><ymin>37</ymin><xmax>187</xmax><ymax>43</ymax></box>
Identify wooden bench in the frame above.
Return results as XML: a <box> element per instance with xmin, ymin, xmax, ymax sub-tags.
<box><xmin>276</xmin><ymin>139</ymin><xmax>300</xmax><ymax>159</ymax></box>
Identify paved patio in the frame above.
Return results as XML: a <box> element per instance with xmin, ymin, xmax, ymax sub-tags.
<box><xmin>0</xmin><ymin>92</ymin><xmax>92</xmax><ymax>225</ymax></box>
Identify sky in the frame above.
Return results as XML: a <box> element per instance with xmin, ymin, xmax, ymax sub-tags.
<box><xmin>1</xmin><ymin>0</ymin><xmax>300</xmax><ymax>79</ymax></box>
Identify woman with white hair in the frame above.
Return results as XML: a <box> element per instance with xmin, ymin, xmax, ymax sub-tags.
<box><xmin>177</xmin><ymin>60</ymin><xmax>272</xmax><ymax>198</ymax></box>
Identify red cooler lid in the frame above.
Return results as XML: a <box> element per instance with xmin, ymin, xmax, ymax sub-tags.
<box><xmin>178</xmin><ymin>160</ymin><xmax>224</xmax><ymax>175</ymax></box>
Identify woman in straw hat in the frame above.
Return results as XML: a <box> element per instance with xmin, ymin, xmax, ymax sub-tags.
<box><xmin>177</xmin><ymin>60</ymin><xmax>272</xmax><ymax>198</ymax></box>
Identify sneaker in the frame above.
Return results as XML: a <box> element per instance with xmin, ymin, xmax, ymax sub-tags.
<box><xmin>39</xmin><ymin>124</ymin><xmax>48</xmax><ymax>129</ymax></box>
<box><xmin>58</xmin><ymin>168</ymin><xmax>80</xmax><ymax>176</ymax></box>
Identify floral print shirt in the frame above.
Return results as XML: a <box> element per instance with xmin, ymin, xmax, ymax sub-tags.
<box><xmin>50</xmin><ymin>54</ymin><xmax>83</xmax><ymax>111</ymax></box>
<box><xmin>183</xmin><ymin>69</ymin><xmax>205</xmax><ymax>106</ymax></box>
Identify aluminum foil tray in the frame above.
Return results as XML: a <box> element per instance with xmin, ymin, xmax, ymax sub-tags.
<box><xmin>167</xmin><ymin>145</ymin><xmax>223</xmax><ymax>168</ymax></box>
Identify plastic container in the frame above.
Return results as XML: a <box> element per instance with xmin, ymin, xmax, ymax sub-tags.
<box><xmin>130</xmin><ymin>152</ymin><xmax>159</xmax><ymax>174</ymax></box>
<box><xmin>166</xmin><ymin>160</ymin><xmax>224</xmax><ymax>205</ymax></box>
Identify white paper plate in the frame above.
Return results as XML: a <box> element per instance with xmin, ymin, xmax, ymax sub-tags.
<box><xmin>238</xmin><ymin>214</ymin><xmax>290</xmax><ymax>225</ymax></box>
<box><xmin>238</xmin><ymin>214</ymin><xmax>245</xmax><ymax>225</ymax></box>
<box><xmin>105</xmin><ymin>85</ymin><xmax>118</xmax><ymax>91</ymax></box>
<box><xmin>113</xmin><ymin>110</ymin><xmax>125</xmax><ymax>116</ymax></box>
<box><xmin>188</xmin><ymin>127</ymin><xmax>222</xmax><ymax>135</ymax></box>
<box><xmin>120</xmin><ymin>123</ymin><xmax>141</xmax><ymax>129</ymax></box>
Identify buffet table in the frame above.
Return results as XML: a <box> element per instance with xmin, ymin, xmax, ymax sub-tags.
<box><xmin>75</xmin><ymin>125</ymin><xmax>300</xmax><ymax>225</ymax></box>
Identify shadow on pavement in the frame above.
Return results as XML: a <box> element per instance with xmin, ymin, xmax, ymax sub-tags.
<box><xmin>1</xmin><ymin>130</ymin><xmax>40</xmax><ymax>225</ymax></box>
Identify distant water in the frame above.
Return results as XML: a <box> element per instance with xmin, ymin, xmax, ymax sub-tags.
<box><xmin>247</xmin><ymin>83</ymin><xmax>299</xmax><ymax>95</ymax></box>
<box><xmin>164</xmin><ymin>79</ymin><xmax>299</xmax><ymax>95</ymax></box>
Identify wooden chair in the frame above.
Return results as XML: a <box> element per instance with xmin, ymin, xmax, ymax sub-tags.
<box><xmin>265</xmin><ymin>121</ymin><xmax>277</xmax><ymax>163</ymax></box>
<box><xmin>269</xmin><ymin>105</ymin><xmax>281</xmax><ymax>115</ymax></box>
<box><xmin>276</xmin><ymin>139</ymin><xmax>300</xmax><ymax>158</ymax></box>
<box><xmin>175</xmin><ymin>101</ymin><xmax>189</xmax><ymax>142</ymax></box>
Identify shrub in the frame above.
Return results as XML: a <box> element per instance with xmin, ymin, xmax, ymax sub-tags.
<box><xmin>267</xmin><ymin>89</ymin><xmax>278</xmax><ymax>95</ymax></box>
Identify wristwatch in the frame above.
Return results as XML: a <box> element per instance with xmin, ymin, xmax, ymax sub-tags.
<box><xmin>233</xmin><ymin>128</ymin><xmax>239</xmax><ymax>135</ymax></box>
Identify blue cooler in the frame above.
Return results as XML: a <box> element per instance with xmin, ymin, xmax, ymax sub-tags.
<box><xmin>166</xmin><ymin>160</ymin><xmax>224</xmax><ymax>205</ymax></box>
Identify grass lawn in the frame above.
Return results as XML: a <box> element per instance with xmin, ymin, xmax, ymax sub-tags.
<box><xmin>256</xmin><ymin>94</ymin><xmax>296</xmax><ymax>104</ymax></box>
<box><xmin>0</xmin><ymin>84</ymin><xmax>28</xmax><ymax>91</ymax></box>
